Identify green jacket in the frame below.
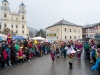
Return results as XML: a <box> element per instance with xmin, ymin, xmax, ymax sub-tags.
<box><xmin>84</xmin><ymin>44</ymin><xmax>90</xmax><ymax>50</ymax></box>
<box><xmin>15</xmin><ymin>44</ymin><xmax>20</xmax><ymax>52</ymax></box>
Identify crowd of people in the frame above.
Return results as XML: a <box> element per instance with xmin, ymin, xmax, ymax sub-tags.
<box><xmin>0</xmin><ymin>37</ymin><xmax>100</xmax><ymax>75</ymax></box>
<box><xmin>50</xmin><ymin>39</ymin><xmax>100</xmax><ymax>75</ymax></box>
<box><xmin>0</xmin><ymin>39</ymin><xmax>51</xmax><ymax>69</ymax></box>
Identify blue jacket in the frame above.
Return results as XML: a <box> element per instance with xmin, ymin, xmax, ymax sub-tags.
<box><xmin>6</xmin><ymin>48</ymin><xmax>10</xmax><ymax>54</ymax></box>
<box><xmin>91</xmin><ymin>58</ymin><xmax>100</xmax><ymax>70</ymax></box>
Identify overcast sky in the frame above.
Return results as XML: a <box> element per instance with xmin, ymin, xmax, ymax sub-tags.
<box><xmin>1</xmin><ymin>0</ymin><xmax>100</xmax><ymax>29</ymax></box>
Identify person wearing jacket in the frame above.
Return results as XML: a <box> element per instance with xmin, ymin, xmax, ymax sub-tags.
<box><xmin>6</xmin><ymin>44</ymin><xmax>11</xmax><ymax>66</ymax></box>
<box><xmin>84</xmin><ymin>42</ymin><xmax>90</xmax><ymax>60</ymax></box>
<box><xmin>2</xmin><ymin>47</ymin><xmax>8</xmax><ymax>67</ymax></box>
<box><xmin>11</xmin><ymin>41</ymin><xmax>17</xmax><ymax>65</ymax></box>
<box><xmin>76</xmin><ymin>41</ymin><xmax>83</xmax><ymax>59</ymax></box>
<box><xmin>90</xmin><ymin>41</ymin><xmax>96</xmax><ymax>63</ymax></box>
<box><xmin>0</xmin><ymin>43</ymin><xmax>4</xmax><ymax>68</ymax></box>
<box><xmin>50</xmin><ymin>43</ymin><xmax>55</xmax><ymax>64</ymax></box>
<box><xmin>65</xmin><ymin>42</ymin><xmax>76</xmax><ymax>70</ymax></box>
<box><xmin>91</xmin><ymin>48</ymin><xmax>100</xmax><ymax>75</ymax></box>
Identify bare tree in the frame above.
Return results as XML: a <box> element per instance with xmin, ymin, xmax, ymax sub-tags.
<box><xmin>3</xmin><ymin>28</ymin><xmax>11</xmax><ymax>35</ymax></box>
<box><xmin>29</xmin><ymin>31</ymin><xmax>34</xmax><ymax>38</ymax></box>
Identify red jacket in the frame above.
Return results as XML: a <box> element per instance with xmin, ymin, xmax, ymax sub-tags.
<box><xmin>2</xmin><ymin>50</ymin><xmax>8</xmax><ymax>60</ymax></box>
<box><xmin>28</xmin><ymin>43</ymin><xmax>33</xmax><ymax>48</ymax></box>
<box><xmin>18</xmin><ymin>50</ymin><xmax>23</xmax><ymax>57</ymax></box>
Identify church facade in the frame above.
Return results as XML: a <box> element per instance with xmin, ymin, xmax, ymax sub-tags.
<box><xmin>0</xmin><ymin>0</ymin><xmax>29</xmax><ymax>38</ymax></box>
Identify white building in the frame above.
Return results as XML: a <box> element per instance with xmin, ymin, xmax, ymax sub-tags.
<box><xmin>0</xmin><ymin>0</ymin><xmax>29</xmax><ymax>38</ymax></box>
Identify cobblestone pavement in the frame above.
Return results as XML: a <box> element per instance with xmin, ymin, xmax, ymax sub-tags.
<box><xmin>0</xmin><ymin>54</ymin><xmax>97</xmax><ymax>75</ymax></box>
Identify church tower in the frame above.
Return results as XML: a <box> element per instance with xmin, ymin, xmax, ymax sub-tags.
<box><xmin>18</xmin><ymin>1</ymin><xmax>28</xmax><ymax>38</ymax></box>
<box><xmin>1</xmin><ymin>0</ymin><xmax>10</xmax><ymax>29</ymax></box>
<box><xmin>19</xmin><ymin>2</ymin><xmax>27</xmax><ymax>21</ymax></box>
<box><xmin>1</xmin><ymin>0</ymin><xmax>10</xmax><ymax>20</ymax></box>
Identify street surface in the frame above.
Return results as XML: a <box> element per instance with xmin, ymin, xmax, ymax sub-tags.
<box><xmin>0</xmin><ymin>54</ymin><xmax>96</xmax><ymax>75</ymax></box>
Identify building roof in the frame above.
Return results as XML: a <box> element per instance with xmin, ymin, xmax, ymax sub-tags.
<box><xmin>46</xmin><ymin>19</ymin><xmax>82</xmax><ymax>29</ymax></box>
<box><xmin>2</xmin><ymin>0</ymin><xmax>8</xmax><ymax>3</ymax></box>
<box><xmin>83</xmin><ymin>23</ymin><xmax>100</xmax><ymax>28</ymax></box>
<box><xmin>20</xmin><ymin>2</ymin><xmax>25</xmax><ymax>7</ymax></box>
<box><xmin>10</xmin><ymin>12</ymin><xmax>19</xmax><ymax>15</ymax></box>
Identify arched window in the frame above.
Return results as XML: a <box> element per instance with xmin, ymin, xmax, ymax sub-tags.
<box><xmin>4</xmin><ymin>24</ymin><xmax>6</xmax><ymax>27</ymax></box>
<box><xmin>4</xmin><ymin>14</ymin><xmax>7</xmax><ymax>18</ymax></box>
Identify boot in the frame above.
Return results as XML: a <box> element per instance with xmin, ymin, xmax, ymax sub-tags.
<box><xmin>5</xmin><ymin>63</ymin><xmax>7</xmax><ymax>67</ymax></box>
<box><xmin>9</xmin><ymin>61</ymin><xmax>11</xmax><ymax>66</ymax></box>
<box><xmin>69</xmin><ymin>62</ymin><xmax>71</xmax><ymax>69</ymax></box>
<box><xmin>70</xmin><ymin>63</ymin><xmax>73</xmax><ymax>70</ymax></box>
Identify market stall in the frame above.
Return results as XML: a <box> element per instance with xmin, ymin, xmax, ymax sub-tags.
<box><xmin>30</xmin><ymin>37</ymin><xmax>45</xmax><ymax>40</ymax></box>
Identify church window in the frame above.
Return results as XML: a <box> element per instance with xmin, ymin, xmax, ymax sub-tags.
<box><xmin>4</xmin><ymin>24</ymin><xmax>6</xmax><ymax>27</ymax></box>
<box><xmin>22</xmin><ymin>31</ymin><xmax>24</xmax><ymax>33</ymax></box>
<box><xmin>4</xmin><ymin>14</ymin><xmax>7</xmax><ymax>18</ymax></box>
<box><xmin>5</xmin><ymin>4</ymin><xmax>6</xmax><ymax>6</ymax></box>
<box><xmin>16</xmin><ymin>25</ymin><xmax>18</xmax><ymax>28</ymax></box>
<box><xmin>16</xmin><ymin>31</ymin><xmax>18</xmax><ymax>33</ymax></box>
<box><xmin>22</xmin><ymin>16</ymin><xmax>24</xmax><ymax>20</ymax></box>
<box><xmin>11</xmin><ymin>25</ymin><xmax>13</xmax><ymax>28</ymax></box>
<box><xmin>22</xmin><ymin>25</ymin><xmax>24</xmax><ymax>28</ymax></box>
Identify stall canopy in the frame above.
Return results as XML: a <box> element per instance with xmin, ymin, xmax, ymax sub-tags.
<box><xmin>0</xmin><ymin>34</ymin><xmax>7</xmax><ymax>40</ymax></box>
<box><xmin>30</xmin><ymin>37</ymin><xmax>45</xmax><ymax>40</ymax></box>
<box><xmin>12</xmin><ymin>36</ymin><xmax>26</xmax><ymax>40</ymax></box>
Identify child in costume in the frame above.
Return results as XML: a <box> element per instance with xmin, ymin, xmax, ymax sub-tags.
<box><xmin>18</xmin><ymin>47</ymin><xmax>26</xmax><ymax>62</ymax></box>
<box><xmin>50</xmin><ymin>44</ymin><xmax>55</xmax><ymax>63</ymax></box>
<box><xmin>50</xmin><ymin>50</ymin><xmax>55</xmax><ymax>64</ymax></box>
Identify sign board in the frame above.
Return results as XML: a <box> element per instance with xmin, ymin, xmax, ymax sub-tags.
<box><xmin>47</xmin><ymin>33</ymin><xmax>56</xmax><ymax>37</ymax></box>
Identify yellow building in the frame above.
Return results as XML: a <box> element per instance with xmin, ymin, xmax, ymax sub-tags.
<box><xmin>45</xmin><ymin>19</ymin><xmax>82</xmax><ymax>41</ymax></box>
<box><xmin>0</xmin><ymin>0</ymin><xmax>29</xmax><ymax>38</ymax></box>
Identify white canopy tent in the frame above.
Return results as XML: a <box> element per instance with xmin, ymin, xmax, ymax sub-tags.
<box><xmin>0</xmin><ymin>34</ymin><xmax>7</xmax><ymax>40</ymax></box>
<box><xmin>30</xmin><ymin>36</ymin><xmax>45</xmax><ymax>40</ymax></box>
